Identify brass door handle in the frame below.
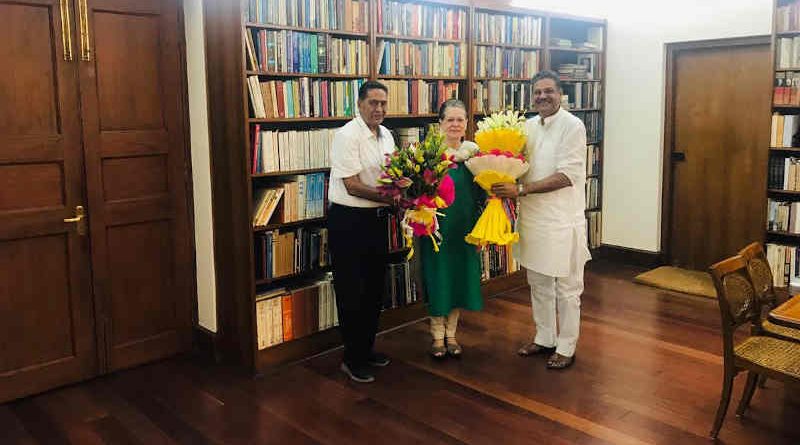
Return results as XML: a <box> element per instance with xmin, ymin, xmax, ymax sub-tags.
<box><xmin>59</xmin><ymin>0</ymin><xmax>74</xmax><ymax>61</ymax></box>
<box><xmin>77</xmin><ymin>0</ymin><xmax>91</xmax><ymax>61</ymax></box>
<box><xmin>64</xmin><ymin>205</ymin><xmax>87</xmax><ymax>235</ymax></box>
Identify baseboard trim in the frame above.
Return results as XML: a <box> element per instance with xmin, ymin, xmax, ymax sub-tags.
<box><xmin>193</xmin><ymin>326</ymin><xmax>222</xmax><ymax>363</ymax></box>
<box><xmin>593</xmin><ymin>244</ymin><xmax>663</xmax><ymax>268</ymax></box>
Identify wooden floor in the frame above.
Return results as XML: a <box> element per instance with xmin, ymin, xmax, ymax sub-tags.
<box><xmin>2</xmin><ymin>260</ymin><xmax>799</xmax><ymax>444</ymax></box>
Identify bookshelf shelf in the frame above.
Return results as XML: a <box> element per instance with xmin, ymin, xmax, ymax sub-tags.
<box><xmin>473</xmin><ymin>41</ymin><xmax>543</xmax><ymax>50</ymax></box>
<box><xmin>561</xmin><ymin>79</ymin><xmax>602</xmax><ymax>83</ymax></box>
<box><xmin>384</xmin><ymin>113</ymin><xmax>439</xmax><ymax>119</ymax></box>
<box><xmin>253</xmin><ymin>216</ymin><xmax>327</xmax><ymax>232</ymax></box>
<box><xmin>249</xmin><ymin>117</ymin><xmax>353</xmax><ymax>123</ymax></box>
<box><xmin>777</xmin><ymin>30</ymin><xmax>800</xmax><ymax>37</ymax></box>
<box><xmin>474</xmin><ymin>77</ymin><xmax>531</xmax><ymax>82</ymax></box>
<box><xmin>549</xmin><ymin>47</ymin><xmax>603</xmax><ymax>54</ymax></box>
<box><xmin>245</xmin><ymin>22</ymin><xmax>369</xmax><ymax>38</ymax></box>
<box><xmin>569</xmin><ymin>107</ymin><xmax>602</xmax><ymax>112</ymax></box>
<box><xmin>770</xmin><ymin>147</ymin><xmax>800</xmax><ymax>153</ymax></box>
<box><xmin>375</xmin><ymin>34</ymin><xmax>463</xmax><ymax>44</ymax></box>
<box><xmin>587</xmin><ymin>139</ymin><xmax>603</xmax><ymax>145</ymax></box>
<box><xmin>773</xmin><ymin>105</ymin><xmax>800</xmax><ymax>110</ymax></box>
<box><xmin>246</xmin><ymin>71</ymin><xmax>367</xmax><ymax>79</ymax></box>
<box><xmin>768</xmin><ymin>188</ymin><xmax>800</xmax><ymax>195</ymax></box>
<box><xmin>255</xmin><ymin>266</ymin><xmax>333</xmax><ymax>286</ymax></box>
<box><xmin>377</xmin><ymin>75</ymin><xmax>467</xmax><ymax>81</ymax></box>
<box><xmin>252</xmin><ymin>167</ymin><xmax>330</xmax><ymax>178</ymax></box>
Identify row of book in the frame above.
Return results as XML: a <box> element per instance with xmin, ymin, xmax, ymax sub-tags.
<box><xmin>255</xmin><ymin>226</ymin><xmax>330</xmax><ymax>280</ymax></box>
<box><xmin>557</xmin><ymin>55</ymin><xmax>601</xmax><ymax>80</ymax></box>
<box><xmin>586</xmin><ymin>177</ymin><xmax>600</xmax><ymax>209</ymax></box>
<box><xmin>587</xmin><ymin>211</ymin><xmax>602</xmax><ymax>249</ymax></box>
<box><xmin>381</xmin><ymin>80</ymin><xmax>460</xmax><ymax>115</ymax></box>
<box><xmin>384</xmin><ymin>262</ymin><xmax>419</xmax><ymax>309</ymax></box>
<box><xmin>473</xmin><ymin>12</ymin><xmax>542</xmax><ymax>46</ymax></box>
<box><xmin>768</xmin><ymin>156</ymin><xmax>800</xmax><ymax>191</ymax></box>
<box><xmin>474</xmin><ymin>80</ymin><xmax>536</xmax><ymax>114</ymax></box>
<box><xmin>376</xmin><ymin>0</ymin><xmax>466</xmax><ymax>40</ymax></box>
<box><xmin>473</xmin><ymin>47</ymin><xmax>539</xmax><ymax>79</ymax></box>
<box><xmin>586</xmin><ymin>144</ymin><xmax>600</xmax><ymax>176</ymax></box>
<box><xmin>776</xmin><ymin>1</ymin><xmax>800</xmax><ymax>33</ymax></box>
<box><xmin>766</xmin><ymin>243</ymin><xmax>800</xmax><ymax>287</ymax></box>
<box><xmin>480</xmin><ymin>244</ymin><xmax>519</xmax><ymax>281</ymax></box>
<box><xmin>246</xmin><ymin>30</ymin><xmax>368</xmax><ymax>75</ymax></box>
<box><xmin>376</xmin><ymin>41</ymin><xmax>466</xmax><ymax>77</ymax></box>
<box><xmin>251</xmin><ymin>126</ymin><xmax>333</xmax><ymax>174</ymax></box>
<box><xmin>767</xmin><ymin>200</ymin><xmax>800</xmax><ymax>233</ymax></box>
<box><xmin>770</xmin><ymin>114</ymin><xmax>800</xmax><ymax>148</ymax></box>
<box><xmin>578</xmin><ymin>111</ymin><xmax>603</xmax><ymax>142</ymax></box>
<box><xmin>564</xmin><ymin>81</ymin><xmax>602</xmax><ymax>110</ymax></box>
<box><xmin>252</xmin><ymin>173</ymin><xmax>328</xmax><ymax>227</ymax></box>
<box><xmin>245</xmin><ymin>0</ymin><xmax>368</xmax><ymax>32</ymax></box>
<box><xmin>773</xmin><ymin>72</ymin><xmax>800</xmax><ymax>106</ymax></box>
<box><xmin>777</xmin><ymin>37</ymin><xmax>800</xmax><ymax>70</ymax></box>
<box><xmin>248</xmin><ymin>76</ymin><xmax>364</xmax><ymax>119</ymax></box>
<box><xmin>550</xmin><ymin>27</ymin><xmax>603</xmax><ymax>50</ymax></box>
<box><xmin>255</xmin><ymin>277</ymin><xmax>338</xmax><ymax>349</ymax></box>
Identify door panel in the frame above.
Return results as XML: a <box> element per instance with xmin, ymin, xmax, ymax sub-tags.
<box><xmin>0</xmin><ymin>0</ymin><xmax>95</xmax><ymax>402</ymax></box>
<box><xmin>670</xmin><ymin>42</ymin><xmax>771</xmax><ymax>270</ymax></box>
<box><xmin>77</xmin><ymin>0</ymin><xmax>193</xmax><ymax>371</ymax></box>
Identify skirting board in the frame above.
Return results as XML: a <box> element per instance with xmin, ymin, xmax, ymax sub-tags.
<box><xmin>592</xmin><ymin>244</ymin><xmax>663</xmax><ymax>268</ymax></box>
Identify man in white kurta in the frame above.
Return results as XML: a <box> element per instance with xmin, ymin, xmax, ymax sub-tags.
<box><xmin>492</xmin><ymin>71</ymin><xmax>591</xmax><ymax>369</ymax></box>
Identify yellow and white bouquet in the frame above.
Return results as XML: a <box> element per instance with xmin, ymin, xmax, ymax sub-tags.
<box><xmin>464</xmin><ymin>110</ymin><xmax>529</xmax><ymax>246</ymax></box>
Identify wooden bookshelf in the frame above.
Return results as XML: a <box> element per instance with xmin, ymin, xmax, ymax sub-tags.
<box><xmin>766</xmin><ymin>0</ymin><xmax>800</xmax><ymax>287</ymax></box>
<box><xmin>205</xmin><ymin>0</ymin><xmax>608</xmax><ymax>373</ymax></box>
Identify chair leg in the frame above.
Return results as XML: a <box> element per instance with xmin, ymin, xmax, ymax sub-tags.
<box><xmin>735</xmin><ymin>372</ymin><xmax>758</xmax><ymax>417</ymax></box>
<box><xmin>757</xmin><ymin>375</ymin><xmax>767</xmax><ymax>388</ymax></box>
<box><xmin>710</xmin><ymin>371</ymin><xmax>735</xmax><ymax>439</ymax></box>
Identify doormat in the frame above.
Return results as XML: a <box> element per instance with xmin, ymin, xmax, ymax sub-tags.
<box><xmin>633</xmin><ymin>266</ymin><xmax>716</xmax><ymax>299</ymax></box>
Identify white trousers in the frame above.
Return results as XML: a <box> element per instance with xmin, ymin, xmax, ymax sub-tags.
<box><xmin>526</xmin><ymin>264</ymin><xmax>584</xmax><ymax>357</ymax></box>
<box><xmin>430</xmin><ymin>309</ymin><xmax>460</xmax><ymax>341</ymax></box>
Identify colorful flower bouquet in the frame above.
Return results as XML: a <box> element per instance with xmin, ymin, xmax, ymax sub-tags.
<box><xmin>465</xmin><ymin>110</ymin><xmax>529</xmax><ymax>246</ymax></box>
<box><xmin>377</xmin><ymin>128</ymin><xmax>455</xmax><ymax>257</ymax></box>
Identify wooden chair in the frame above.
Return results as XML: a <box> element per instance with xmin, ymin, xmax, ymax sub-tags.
<box><xmin>738</xmin><ymin>242</ymin><xmax>800</xmax><ymax>343</ymax></box>
<box><xmin>708</xmin><ymin>255</ymin><xmax>800</xmax><ymax>439</ymax></box>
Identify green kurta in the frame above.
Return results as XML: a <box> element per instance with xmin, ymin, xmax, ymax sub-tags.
<box><xmin>421</xmin><ymin>161</ymin><xmax>484</xmax><ymax>316</ymax></box>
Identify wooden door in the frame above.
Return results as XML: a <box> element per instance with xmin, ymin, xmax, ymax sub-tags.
<box><xmin>0</xmin><ymin>0</ymin><xmax>97</xmax><ymax>401</ymax></box>
<box><xmin>666</xmin><ymin>38</ymin><xmax>771</xmax><ymax>270</ymax></box>
<box><xmin>76</xmin><ymin>0</ymin><xmax>194</xmax><ymax>371</ymax></box>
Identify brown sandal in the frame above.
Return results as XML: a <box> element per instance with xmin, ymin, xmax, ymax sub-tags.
<box><xmin>546</xmin><ymin>353</ymin><xmax>575</xmax><ymax>369</ymax></box>
<box><xmin>518</xmin><ymin>342</ymin><xmax>556</xmax><ymax>356</ymax></box>
<box><xmin>431</xmin><ymin>341</ymin><xmax>446</xmax><ymax>359</ymax></box>
<box><xmin>446</xmin><ymin>340</ymin><xmax>462</xmax><ymax>357</ymax></box>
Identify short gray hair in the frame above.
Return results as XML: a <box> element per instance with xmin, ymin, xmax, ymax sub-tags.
<box><xmin>532</xmin><ymin>70</ymin><xmax>562</xmax><ymax>92</ymax></box>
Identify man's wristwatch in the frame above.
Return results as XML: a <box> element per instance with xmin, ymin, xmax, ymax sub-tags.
<box><xmin>517</xmin><ymin>183</ymin><xmax>526</xmax><ymax>197</ymax></box>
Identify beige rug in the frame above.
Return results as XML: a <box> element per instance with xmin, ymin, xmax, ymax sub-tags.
<box><xmin>633</xmin><ymin>266</ymin><xmax>716</xmax><ymax>299</ymax></box>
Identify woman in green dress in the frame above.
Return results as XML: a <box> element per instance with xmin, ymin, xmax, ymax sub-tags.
<box><xmin>422</xmin><ymin>99</ymin><xmax>483</xmax><ymax>358</ymax></box>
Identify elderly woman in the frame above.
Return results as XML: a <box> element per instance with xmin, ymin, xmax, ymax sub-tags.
<box><xmin>421</xmin><ymin>99</ymin><xmax>484</xmax><ymax>358</ymax></box>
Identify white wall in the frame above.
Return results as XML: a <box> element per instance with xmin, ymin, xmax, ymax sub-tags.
<box><xmin>513</xmin><ymin>0</ymin><xmax>772</xmax><ymax>252</ymax></box>
<box><xmin>184</xmin><ymin>0</ymin><xmax>217</xmax><ymax>332</ymax></box>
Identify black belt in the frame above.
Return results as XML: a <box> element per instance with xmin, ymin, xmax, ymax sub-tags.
<box><xmin>330</xmin><ymin>203</ymin><xmax>393</xmax><ymax>217</ymax></box>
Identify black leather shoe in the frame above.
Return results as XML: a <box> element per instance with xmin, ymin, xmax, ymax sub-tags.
<box><xmin>340</xmin><ymin>362</ymin><xmax>375</xmax><ymax>383</ymax></box>
<box><xmin>368</xmin><ymin>352</ymin><xmax>391</xmax><ymax>367</ymax></box>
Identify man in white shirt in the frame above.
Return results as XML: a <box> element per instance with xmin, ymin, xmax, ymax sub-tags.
<box><xmin>328</xmin><ymin>81</ymin><xmax>397</xmax><ymax>383</ymax></box>
<box><xmin>492</xmin><ymin>70</ymin><xmax>591</xmax><ymax>370</ymax></box>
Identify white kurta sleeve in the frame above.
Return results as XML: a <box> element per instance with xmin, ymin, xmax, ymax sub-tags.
<box><xmin>330</xmin><ymin>131</ymin><xmax>362</xmax><ymax>179</ymax></box>
<box><xmin>555</xmin><ymin>122</ymin><xmax>587</xmax><ymax>187</ymax></box>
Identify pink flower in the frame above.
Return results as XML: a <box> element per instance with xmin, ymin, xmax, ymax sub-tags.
<box><xmin>394</xmin><ymin>177</ymin><xmax>413</xmax><ymax>188</ymax></box>
<box><xmin>423</xmin><ymin>169</ymin><xmax>436</xmax><ymax>185</ymax></box>
<box><xmin>437</xmin><ymin>175</ymin><xmax>455</xmax><ymax>206</ymax></box>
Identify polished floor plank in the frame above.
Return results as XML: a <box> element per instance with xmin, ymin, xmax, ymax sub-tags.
<box><xmin>2</xmin><ymin>260</ymin><xmax>799</xmax><ymax>444</ymax></box>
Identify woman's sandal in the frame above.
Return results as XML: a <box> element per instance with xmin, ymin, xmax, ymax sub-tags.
<box><xmin>546</xmin><ymin>353</ymin><xmax>575</xmax><ymax>370</ymax></box>
<box><xmin>431</xmin><ymin>341</ymin><xmax>447</xmax><ymax>359</ymax></box>
<box><xmin>446</xmin><ymin>340</ymin><xmax>462</xmax><ymax>357</ymax></box>
<box><xmin>517</xmin><ymin>342</ymin><xmax>556</xmax><ymax>356</ymax></box>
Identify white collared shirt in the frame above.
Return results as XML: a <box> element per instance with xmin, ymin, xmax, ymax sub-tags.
<box><xmin>514</xmin><ymin>107</ymin><xmax>591</xmax><ymax>277</ymax></box>
<box><xmin>329</xmin><ymin>117</ymin><xmax>395</xmax><ymax>208</ymax></box>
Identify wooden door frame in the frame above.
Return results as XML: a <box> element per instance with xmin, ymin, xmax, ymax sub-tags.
<box><xmin>660</xmin><ymin>35</ymin><xmax>771</xmax><ymax>265</ymax></box>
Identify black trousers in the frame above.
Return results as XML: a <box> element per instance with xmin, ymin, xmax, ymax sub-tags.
<box><xmin>327</xmin><ymin>203</ymin><xmax>389</xmax><ymax>367</ymax></box>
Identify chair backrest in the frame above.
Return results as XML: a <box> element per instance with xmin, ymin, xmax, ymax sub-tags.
<box><xmin>709</xmin><ymin>255</ymin><xmax>762</xmax><ymax>348</ymax></box>
<box><xmin>738</xmin><ymin>241</ymin><xmax>775</xmax><ymax>305</ymax></box>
